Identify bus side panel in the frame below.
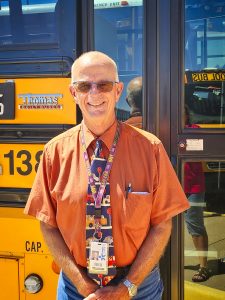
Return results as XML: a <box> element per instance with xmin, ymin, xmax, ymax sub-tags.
<box><xmin>0</xmin><ymin>207</ymin><xmax>58</xmax><ymax>299</ymax></box>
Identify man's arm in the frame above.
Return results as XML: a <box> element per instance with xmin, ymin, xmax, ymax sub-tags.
<box><xmin>85</xmin><ymin>218</ymin><xmax>172</xmax><ymax>300</ymax></box>
<box><xmin>40</xmin><ymin>222</ymin><xmax>99</xmax><ymax>297</ymax></box>
<box><xmin>126</xmin><ymin>218</ymin><xmax>172</xmax><ymax>286</ymax></box>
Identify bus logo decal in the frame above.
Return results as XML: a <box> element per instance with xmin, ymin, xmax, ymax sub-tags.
<box><xmin>18</xmin><ymin>93</ymin><xmax>63</xmax><ymax>110</ymax></box>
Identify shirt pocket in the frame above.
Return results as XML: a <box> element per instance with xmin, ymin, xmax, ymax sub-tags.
<box><xmin>123</xmin><ymin>192</ymin><xmax>152</xmax><ymax>233</ymax></box>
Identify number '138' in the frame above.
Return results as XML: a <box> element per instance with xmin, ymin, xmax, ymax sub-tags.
<box><xmin>4</xmin><ymin>150</ymin><xmax>43</xmax><ymax>175</ymax></box>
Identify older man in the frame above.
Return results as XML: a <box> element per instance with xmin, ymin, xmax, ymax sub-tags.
<box><xmin>24</xmin><ymin>51</ymin><xmax>189</xmax><ymax>300</ymax></box>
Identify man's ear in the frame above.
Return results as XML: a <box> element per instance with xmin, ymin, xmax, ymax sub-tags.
<box><xmin>115</xmin><ymin>82</ymin><xmax>124</xmax><ymax>103</ymax></box>
<box><xmin>69</xmin><ymin>84</ymin><xmax>75</xmax><ymax>96</ymax></box>
<box><xmin>69</xmin><ymin>85</ymin><xmax>78</xmax><ymax>103</ymax></box>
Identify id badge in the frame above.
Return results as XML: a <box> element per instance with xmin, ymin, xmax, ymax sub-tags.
<box><xmin>89</xmin><ymin>242</ymin><xmax>109</xmax><ymax>275</ymax></box>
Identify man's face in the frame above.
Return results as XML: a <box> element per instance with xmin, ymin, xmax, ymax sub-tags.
<box><xmin>70</xmin><ymin>62</ymin><xmax>123</xmax><ymax>127</ymax></box>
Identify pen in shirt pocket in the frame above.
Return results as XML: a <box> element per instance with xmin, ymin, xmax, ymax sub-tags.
<box><xmin>126</xmin><ymin>182</ymin><xmax>132</xmax><ymax>199</ymax></box>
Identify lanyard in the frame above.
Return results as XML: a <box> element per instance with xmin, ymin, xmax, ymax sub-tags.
<box><xmin>81</xmin><ymin>123</ymin><xmax>120</xmax><ymax>209</ymax></box>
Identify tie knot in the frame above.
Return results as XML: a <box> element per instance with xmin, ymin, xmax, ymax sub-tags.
<box><xmin>94</xmin><ymin>139</ymin><xmax>102</xmax><ymax>158</ymax></box>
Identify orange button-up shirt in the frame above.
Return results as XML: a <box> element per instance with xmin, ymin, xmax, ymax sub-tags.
<box><xmin>24</xmin><ymin>121</ymin><xmax>189</xmax><ymax>267</ymax></box>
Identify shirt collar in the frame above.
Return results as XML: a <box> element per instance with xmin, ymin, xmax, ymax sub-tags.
<box><xmin>81</xmin><ymin>120</ymin><xmax>118</xmax><ymax>150</ymax></box>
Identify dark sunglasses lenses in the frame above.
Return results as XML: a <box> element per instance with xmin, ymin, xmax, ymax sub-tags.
<box><xmin>75</xmin><ymin>81</ymin><xmax>115</xmax><ymax>93</ymax></box>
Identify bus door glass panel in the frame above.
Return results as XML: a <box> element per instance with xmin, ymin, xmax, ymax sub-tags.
<box><xmin>182</xmin><ymin>160</ymin><xmax>225</xmax><ymax>297</ymax></box>
<box><xmin>185</xmin><ymin>1</ymin><xmax>225</xmax><ymax>128</ymax></box>
<box><xmin>94</xmin><ymin>0</ymin><xmax>143</xmax><ymax>126</ymax></box>
<box><xmin>0</xmin><ymin>0</ymin><xmax>59</xmax><ymax>46</ymax></box>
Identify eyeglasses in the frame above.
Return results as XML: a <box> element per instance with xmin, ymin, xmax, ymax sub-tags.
<box><xmin>72</xmin><ymin>81</ymin><xmax>118</xmax><ymax>93</ymax></box>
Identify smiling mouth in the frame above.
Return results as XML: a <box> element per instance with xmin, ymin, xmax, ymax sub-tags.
<box><xmin>88</xmin><ymin>102</ymin><xmax>105</xmax><ymax>107</ymax></box>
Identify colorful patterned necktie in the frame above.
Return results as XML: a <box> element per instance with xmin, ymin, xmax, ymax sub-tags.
<box><xmin>86</xmin><ymin>139</ymin><xmax>117</xmax><ymax>287</ymax></box>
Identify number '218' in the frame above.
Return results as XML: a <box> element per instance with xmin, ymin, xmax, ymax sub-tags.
<box><xmin>4</xmin><ymin>150</ymin><xmax>43</xmax><ymax>175</ymax></box>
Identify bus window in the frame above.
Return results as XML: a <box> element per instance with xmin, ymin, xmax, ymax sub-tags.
<box><xmin>184</xmin><ymin>1</ymin><xmax>225</xmax><ymax>128</ymax></box>
<box><xmin>0</xmin><ymin>0</ymin><xmax>58</xmax><ymax>46</ymax></box>
<box><xmin>0</xmin><ymin>0</ymin><xmax>76</xmax><ymax>76</ymax></box>
<box><xmin>94</xmin><ymin>0</ymin><xmax>143</xmax><ymax>123</ymax></box>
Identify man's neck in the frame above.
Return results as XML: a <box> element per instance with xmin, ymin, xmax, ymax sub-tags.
<box><xmin>83</xmin><ymin>117</ymin><xmax>116</xmax><ymax>136</ymax></box>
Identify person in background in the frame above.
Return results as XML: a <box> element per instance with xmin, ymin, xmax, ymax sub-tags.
<box><xmin>125</xmin><ymin>76</ymin><xmax>142</xmax><ymax>129</ymax></box>
<box><xmin>24</xmin><ymin>51</ymin><xmax>189</xmax><ymax>300</ymax></box>
<box><xmin>184</xmin><ymin>105</ymin><xmax>211</xmax><ymax>282</ymax></box>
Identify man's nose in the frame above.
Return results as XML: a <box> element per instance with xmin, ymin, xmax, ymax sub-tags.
<box><xmin>89</xmin><ymin>83</ymin><xmax>99</xmax><ymax>94</ymax></box>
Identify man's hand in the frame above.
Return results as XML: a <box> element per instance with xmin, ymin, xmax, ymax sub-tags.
<box><xmin>83</xmin><ymin>284</ymin><xmax>130</xmax><ymax>300</ymax></box>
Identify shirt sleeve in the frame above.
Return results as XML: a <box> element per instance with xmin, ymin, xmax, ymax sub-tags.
<box><xmin>150</xmin><ymin>142</ymin><xmax>190</xmax><ymax>225</ymax></box>
<box><xmin>24</xmin><ymin>146</ymin><xmax>58</xmax><ymax>227</ymax></box>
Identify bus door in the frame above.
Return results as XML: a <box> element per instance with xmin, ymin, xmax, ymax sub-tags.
<box><xmin>0</xmin><ymin>0</ymin><xmax>79</xmax><ymax>299</ymax></box>
<box><xmin>171</xmin><ymin>1</ymin><xmax>225</xmax><ymax>299</ymax></box>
